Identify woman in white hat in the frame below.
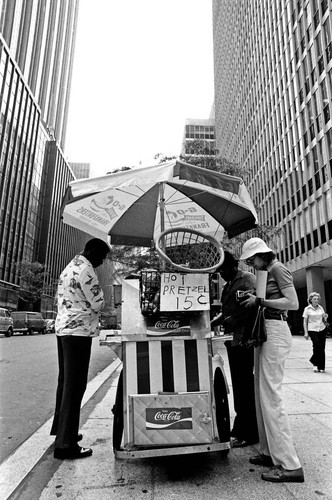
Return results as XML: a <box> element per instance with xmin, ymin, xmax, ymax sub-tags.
<box><xmin>239</xmin><ymin>238</ymin><xmax>304</xmax><ymax>483</ymax></box>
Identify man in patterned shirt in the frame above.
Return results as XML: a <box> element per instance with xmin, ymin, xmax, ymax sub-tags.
<box><xmin>51</xmin><ymin>238</ymin><xmax>110</xmax><ymax>459</ymax></box>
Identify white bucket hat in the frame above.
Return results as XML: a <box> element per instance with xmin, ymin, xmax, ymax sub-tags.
<box><xmin>240</xmin><ymin>237</ymin><xmax>273</xmax><ymax>260</ymax></box>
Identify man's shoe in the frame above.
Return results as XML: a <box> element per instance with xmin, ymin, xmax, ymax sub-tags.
<box><xmin>54</xmin><ymin>446</ymin><xmax>92</xmax><ymax>460</ymax></box>
<box><xmin>231</xmin><ymin>437</ymin><xmax>250</xmax><ymax>448</ymax></box>
<box><xmin>262</xmin><ymin>466</ymin><xmax>304</xmax><ymax>483</ymax></box>
<box><xmin>249</xmin><ymin>454</ymin><xmax>274</xmax><ymax>466</ymax></box>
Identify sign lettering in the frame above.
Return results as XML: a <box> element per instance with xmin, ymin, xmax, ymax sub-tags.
<box><xmin>160</xmin><ymin>273</ymin><xmax>210</xmax><ymax>312</ymax></box>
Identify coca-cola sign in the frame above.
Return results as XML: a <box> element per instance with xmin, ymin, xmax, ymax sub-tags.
<box><xmin>155</xmin><ymin>320</ymin><xmax>180</xmax><ymax>329</ymax></box>
<box><xmin>146</xmin><ymin>313</ymin><xmax>190</xmax><ymax>336</ymax></box>
<box><xmin>146</xmin><ymin>407</ymin><xmax>192</xmax><ymax>430</ymax></box>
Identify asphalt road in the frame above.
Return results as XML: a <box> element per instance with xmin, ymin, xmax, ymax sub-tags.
<box><xmin>0</xmin><ymin>332</ymin><xmax>115</xmax><ymax>464</ymax></box>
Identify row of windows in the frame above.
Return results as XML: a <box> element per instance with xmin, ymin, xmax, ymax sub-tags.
<box><xmin>279</xmin><ymin>218</ymin><xmax>332</xmax><ymax>263</ymax></box>
<box><xmin>254</xmin><ymin>125</ymin><xmax>332</xmax><ymax>223</ymax></box>
<box><xmin>215</xmin><ymin>0</ymin><xmax>331</xmax><ymax>164</ymax></box>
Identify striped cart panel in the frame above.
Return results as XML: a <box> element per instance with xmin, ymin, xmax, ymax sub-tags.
<box><xmin>124</xmin><ymin>338</ymin><xmax>212</xmax><ymax>397</ymax></box>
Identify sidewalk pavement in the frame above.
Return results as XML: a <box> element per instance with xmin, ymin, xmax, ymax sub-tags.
<box><xmin>3</xmin><ymin>336</ymin><xmax>332</xmax><ymax>500</ymax></box>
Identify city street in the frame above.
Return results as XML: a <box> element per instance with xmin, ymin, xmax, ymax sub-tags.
<box><xmin>1</xmin><ymin>336</ymin><xmax>331</xmax><ymax>500</ymax></box>
<box><xmin>0</xmin><ymin>333</ymin><xmax>116</xmax><ymax>463</ymax></box>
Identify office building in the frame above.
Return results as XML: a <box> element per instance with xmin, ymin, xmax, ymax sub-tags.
<box><xmin>181</xmin><ymin>118</ymin><xmax>216</xmax><ymax>157</ymax></box>
<box><xmin>0</xmin><ymin>0</ymin><xmax>79</xmax><ymax>150</ymax></box>
<box><xmin>213</xmin><ymin>0</ymin><xmax>332</xmax><ymax>329</ymax></box>
<box><xmin>70</xmin><ymin>162</ymin><xmax>90</xmax><ymax>179</ymax></box>
<box><xmin>0</xmin><ymin>1</ymin><xmax>87</xmax><ymax>312</ymax></box>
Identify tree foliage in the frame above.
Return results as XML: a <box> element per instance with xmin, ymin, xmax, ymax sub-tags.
<box><xmin>106</xmin><ymin>166</ymin><xmax>132</xmax><ymax>175</ymax></box>
<box><xmin>16</xmin><ymin>261</ymin><xmax>47</xmax><ymax>305</ymax></box>
<box><xmin>154</xmin><ymin>139</ymin><xmax>249</xmax><ymax>178</ymax></box>
<box><xmin>109</xmin><ymin>246</ymin><xmax>162</xmax><ymax>279</ymax></box>
<box><xmin>155</xmin><ymin>139</ymin><xmax>280</xmax><ymax>250</ymax></box>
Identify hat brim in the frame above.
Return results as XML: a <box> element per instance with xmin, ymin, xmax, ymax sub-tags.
<box><xmin>240</xmin><ymin>246</ymin><xmax>273</xmax><ymax>260</ymax></box>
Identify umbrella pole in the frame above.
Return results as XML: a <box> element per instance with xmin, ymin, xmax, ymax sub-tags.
<box><xmin>159</xmin><ymin>183</ymin><xmax>166</xmax><ymax>271</ymax></box>
<box><xmin>159</xmin><ymin>182</ymin><xmax>165</xmax><ymax>233</ymax></box>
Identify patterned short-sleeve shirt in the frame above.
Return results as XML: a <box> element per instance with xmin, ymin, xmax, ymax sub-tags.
<box><xmin>55</xmin><ymin>255</ymin><xmax>104</xmax><ymax>337</ymax></box>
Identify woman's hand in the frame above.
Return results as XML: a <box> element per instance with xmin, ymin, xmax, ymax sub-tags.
<box><xmin>241</xmin><ymin>292</ymin><xmax>257</xmax><ymax>307</ymax></box>
<box><xmin>304</xmin><ymin>333</ymin><xmax>309</xmax><ymax>340</ymax></box>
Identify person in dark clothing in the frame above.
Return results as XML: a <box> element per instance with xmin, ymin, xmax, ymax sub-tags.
<box><xmin>211</xmin><ymin>251</ymin><xmax>259</xmax><ymax>447</ymax></box>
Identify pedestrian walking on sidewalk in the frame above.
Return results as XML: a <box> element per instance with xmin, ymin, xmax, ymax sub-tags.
<box><xmin>210</xmin><ymin>251</ymin><xmax>259</xmax><ymax>448</ymax></box>
<box><xmin>51</xmin><ymin>238</ymin><xmax>110</xmax><ymax>460</ymax></box>
<box><xmin>303</xmin><ymin>292</ymin><xmax>328</xmax><ymax>373</ymax></box>
<box><xmin>239</xmin><ymin>238</ymin><xmax>304</xmax><ymax>483</ymax></box>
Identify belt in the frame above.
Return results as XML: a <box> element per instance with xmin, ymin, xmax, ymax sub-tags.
<box><xmin>264</xmin><ymin>310</ymin><xmax>286</xmax><ymax>321</ymax></box>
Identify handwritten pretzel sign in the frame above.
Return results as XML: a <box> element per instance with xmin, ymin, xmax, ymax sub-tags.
<box><xmin>160</xmin><ymin>273</ymin><xmax>210</xmax><ymax>312</ymax></box>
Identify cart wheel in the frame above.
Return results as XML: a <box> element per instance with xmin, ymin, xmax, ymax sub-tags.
<box><xmin>112</xmin><ymin>370</ymin><xmax>123</xmax><ymax>451</ymax></box>
<box><xmin>214</xmin><ymin>367</ymin><xmax>230</xmax><ymax>445</ymax></box>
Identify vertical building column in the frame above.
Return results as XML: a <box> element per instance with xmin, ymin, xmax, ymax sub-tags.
<box><xmin>305</xmin><ymin>267</ymin><xmax>326</xmax><ymax>309</ymax></box>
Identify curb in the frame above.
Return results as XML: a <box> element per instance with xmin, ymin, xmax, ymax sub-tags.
<box><xmin>0</xmin><ymin>358</ymin><xmax>122</xmax><ymax>500</ymax></box>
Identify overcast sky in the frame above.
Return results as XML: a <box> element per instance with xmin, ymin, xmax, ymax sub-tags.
<box><xmin>64</xmin><ymin>0</ymin><xmax>214</xmax><ymax>177</ymax></box>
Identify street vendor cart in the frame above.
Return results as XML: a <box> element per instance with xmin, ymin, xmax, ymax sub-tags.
<box><xmin>61</xmin><ymin>160</ymin><xmax>258</xmax><ymax>459</ymax></box>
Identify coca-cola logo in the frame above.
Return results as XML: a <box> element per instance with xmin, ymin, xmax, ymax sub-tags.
<box><xmin>155</xmin><ymin>320</ymin><xmax>180</xmax><ymax>329</ymax></box>
<box><xmin>146</xmin><ymin>407</ymin><xmax>192</xmax><ymax>430</ymax></box>
<box><xmin>154</xmin><ymin>411</ymin><xmax>181</xmax><ymax>421</ymax></box>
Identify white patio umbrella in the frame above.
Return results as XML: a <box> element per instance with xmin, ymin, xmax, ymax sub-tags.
<box><xmin>62</xmin><ymin>160</ymin><xmax>257</xmax><ymax>246</ymax></box>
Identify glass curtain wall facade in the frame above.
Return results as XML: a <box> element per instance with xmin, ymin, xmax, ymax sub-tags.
<box><xmin>0</xmin><ymin>39</ymin><xmax>43</xmax><ymax>307</ymax></box>
<box><xmin>0</xmin><ymin>1</ymin><xmax>85</xmax><ymax>312</ymax></box>
<box><xmin>212</xmin><ymin>0</ymin><xmax>332</xmax><ymax>330</ymax></box>
<box><xmin>0</xmin><ymin>0</ymin><xmax>79</xmax><ymax>149</ymax></box>
<box><xmin>39</xmin><ymin>142</ymin><xmax>89</xmax><ymax>312</ymax></box>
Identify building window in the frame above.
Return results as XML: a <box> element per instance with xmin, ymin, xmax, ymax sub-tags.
<box><xmin>313</xmin><ymin>229</ymin><xmax>319</xmax><ymax>247</ymax></box>
<box><xmin>320</xmin><ymin>0</ymin><xmax>328</xmax><ymax>17</ymax></box>
<box><xmin>312</xmin><ymin>0</ymin><xmax>320</xmax><ymax>29</ymax></box>
<box><xmin>320</xmin><ymin>224</ymin><xmax>326</xmax><ymax>243</ymax></box>
<box><xmin>315</xmin><ymin>32</ymin><xmax>324</xmax><ymax>74</ymax></box>
<box><xmin>306</xmin><ymin>233</ymin><xmax>312</xmax><ymax>250</ymax></box>
<box><xmin>322</xmin><ymin>20</ymin><xmax>332</xmax><ymax>62</ymax></box>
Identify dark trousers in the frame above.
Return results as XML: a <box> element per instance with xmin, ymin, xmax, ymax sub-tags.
<box><xmin>225</xmin><ymin>340</ymin><xmax>259</xmax><ymax>443</ymax></box>
<box><xmin>50</xmin><ymin>335</ymin><xmax>92</xmax><ymax>449</ymax></box>
<box><xmin>309</xmin><ymin>330</ymin><xmax>326</xmax><ymax>371</ymax></box>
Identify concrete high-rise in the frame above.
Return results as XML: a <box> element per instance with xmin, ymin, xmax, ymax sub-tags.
<box><xmin>213</xmin><ymin>0</ymin><xmax>332</xmax><ymax>330</ymax></box>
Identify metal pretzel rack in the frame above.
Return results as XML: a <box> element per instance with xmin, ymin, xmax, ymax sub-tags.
<box><xmin>102</xmin><ymin>230</ymin><xmax>231</xmax><ymax>459</ymax></box>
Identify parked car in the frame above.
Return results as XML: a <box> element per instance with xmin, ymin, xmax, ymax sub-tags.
<box><xmin>0</xmin><ymin>307</ymin><xmax>14</xmax><ymax>337</ymax></box>
<box><xmin>44</xmin><ymin>310</ymin><xmax>56</xmax><ymax>333</ymax></box>
<box><xmin>11</xmin><ymin>311</ymin><xmax>46</xmax><ymax>335</ymax></box>
<box><xmin>45</xmin><ymin>318</ymin><xmax>55</xmax><ymax>333</ymax></box>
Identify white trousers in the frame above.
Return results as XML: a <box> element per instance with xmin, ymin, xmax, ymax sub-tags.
<box><xmin>254</xmin><ymin>319</ymin><xmax>301</xmax><ymax>470</ymax></box>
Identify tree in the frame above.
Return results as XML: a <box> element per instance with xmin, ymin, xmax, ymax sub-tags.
<box><xmin>154</xmin><ymin>139</ymin><xmax>249</xmax><ymax>177</ymax></box>
<box><xmin>109</xmin><ymin>246</ymin><xmax>162</xmax><ymax>280</ymax></box>
<box><xmin>16</xmin><ymin>261</ymin><xmax>47</xmax><ymax>307</ymax></box>
<box><xmin>155</xmin><ymin>139</ymin><xmax>280</xmax><ymax>250</ymax></box>
<box><xmin>106</xmin><ymin>166</ymin><xmax>132</xmax><ymax>175</ymax></box>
